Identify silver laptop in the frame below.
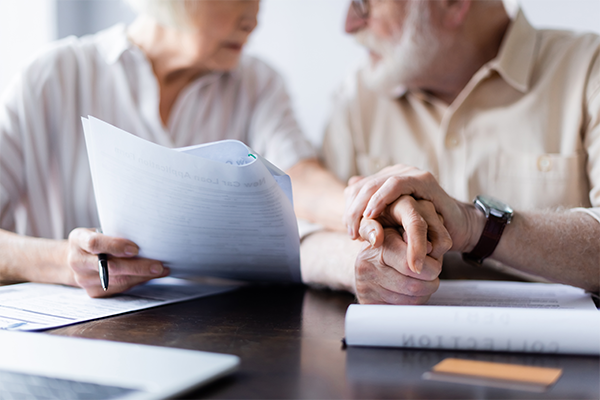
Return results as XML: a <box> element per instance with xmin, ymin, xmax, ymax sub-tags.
<box><xmin>0</xmin><ymin>330</ymin><xmax>239</xmax><ymax>399</ymax></box>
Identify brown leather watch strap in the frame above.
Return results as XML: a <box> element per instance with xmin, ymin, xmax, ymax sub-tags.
<box><xmin>462</xmin><ymin>214</ymin><xmax>508</xmax><ymax>265</ymax></box>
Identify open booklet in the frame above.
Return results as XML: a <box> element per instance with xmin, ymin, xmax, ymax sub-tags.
<box><xmin>345</xmin><ymin>281</ymin><xmax>600</xmax><ymax>355</ymax></box>
<box><xmin>82</xmin><ymin>116</ymin><xmax>300</xmax><ymax>282</ymax></box>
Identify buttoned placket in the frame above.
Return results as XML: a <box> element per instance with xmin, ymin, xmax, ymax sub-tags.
<box><xmin>435</xmin><ymin>65</ymin><xmax>495</xmax><ymax>203</ymax></box>
<box><xmin>167</xmin><ymin>72</ymin><xmax>224</xmax><ymax>148</ymax></box>
<box><xmin>133</xmin><ymin>49</ymin><xmax>177</xmax><ymax>148</ymax></box>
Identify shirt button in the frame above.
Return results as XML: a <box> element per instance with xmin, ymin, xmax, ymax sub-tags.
<box><xmin>537</xmin><ymin>155</ymin><xmax>552</xmax><ymax>172</ymax></box>
<box><xmin>446</xmin><ymin>137</ymin><xmax>459</xmax><ymax>147</ymax></box>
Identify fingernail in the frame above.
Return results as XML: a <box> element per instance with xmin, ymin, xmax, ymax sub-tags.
<box><xmin>124</xmin><ymin>245</ymin><xmax>138</xmax><ymax>256</ymax></box>
<box><xmin>151</xmin><ymin>263</ymin><xmax>163</xmax><ymax>275</ymax></box>
<box><xmin>348</xmin><ymin>226</ymin><xmax>353</xmax><ymax>238</ymax></box>
<box><xmin>414</xmin><ymin>259</ymin><xmax>423</xmax><ymax>275</ymax></box>
<box><xmin>368</xmin><ymin>231</ymin><xmax>377</xmax><ymax>247</ymax></box>
<box><xmin>364</xmin><ymin>208</ymin><xmax>372</xmax><ymax>218</ymax></box>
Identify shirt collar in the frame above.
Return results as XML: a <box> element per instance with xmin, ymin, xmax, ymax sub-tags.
<box><xmin>95</xmin><ymin>23</ymin><xmax>131</xmax><ymax>65</ymax></box>
<box><xmin>488</xmin><ymin>9</ymin><xmax>538</xmax><ymax>93</ymax></box>
<box><xmin>94</xmin><ymin>23</ymin><xmax>231</xmax><ymax>87</ymax></box>
<box><xmin>397</xmin><ymin>8</ymin><xmax>538</xmax><ymax>101</ymax></box>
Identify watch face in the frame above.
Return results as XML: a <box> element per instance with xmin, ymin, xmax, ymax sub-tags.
<box><xmin>477</xmin><ymin>195</ymin><xmax>514</xmax><ymax>214</ymax></box>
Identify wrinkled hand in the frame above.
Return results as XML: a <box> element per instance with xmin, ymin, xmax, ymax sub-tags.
<box><xmin>355</xmin><ymin>226</ymin><xmax>443</xmax><ymax>304</ymax></box>
<box><xmin>358</xmin><ymin>195</ymin><xmax>452</xmax><ymax>274</ymax></box>
<box><xmin>353</xmin><ymin>196</ymin><xmax>452</xmax><ymax>304</ymax></box>
<box><xmin>344</xmin><ymin>165</ymin><xmax>474</xmax><ymax>254</ymax></box>
<box><xmin>67</xmin><ymin>228</ymin><xmax>169</xmax><ymax>298</ymax></box>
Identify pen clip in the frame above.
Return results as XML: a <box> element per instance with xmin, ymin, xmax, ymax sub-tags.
<box><xmin>95</xmin><ymin>228</ymin><xmax>109</xmax><ymax>291</ymax></box>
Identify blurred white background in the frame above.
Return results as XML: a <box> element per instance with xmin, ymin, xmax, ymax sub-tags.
<box><xmin>1</xmin><ymin>0</ymin><xmax>599</xmax><ymax>145</ymax></box>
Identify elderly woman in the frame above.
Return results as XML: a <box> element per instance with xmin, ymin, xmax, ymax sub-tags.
<box><xmin>0</xmin><ymin>0</ymin><xmax>341</xmax><ymax>297</ymax></box>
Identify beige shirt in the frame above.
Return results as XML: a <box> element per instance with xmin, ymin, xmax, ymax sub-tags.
<box><xmin>0</xmin><ymin>24</ymin><xmax>316</xmax><ymax>240</ymax></box>
<box><xmin>322</xmin><ymin>11</ymin><xmax>600</xmax><ymax>224</ymax></box>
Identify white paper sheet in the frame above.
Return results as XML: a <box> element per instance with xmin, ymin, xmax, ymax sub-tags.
<box><xmin>427</xmin><ymin>280</ymin><xmax>598</xmax><ymax>309</ymax></box>
<box><xmin>345</xmin><ymin>281</ymin><xmax>600</xmax><ymax>355</ymax></box>
<box><xmin>83</xmin><ymin>117</ymin><xmax>300</xmax><ymax>282</ymax></box>
<box><xmin>0</xmin><ymin>279</ymin><xmax>236</xmax><ymax>331</ymax></box>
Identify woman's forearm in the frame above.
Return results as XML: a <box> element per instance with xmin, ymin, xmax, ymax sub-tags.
<box><xmin>287</xmin><ymin>159</ymin><xmax>347</xmax><ymax>232</ymax></box>
<box><xmin>300</xmin><ymin>230</ymin><xmax>361</xmax><ymax>293</ymax></box>
<box><xmin>0</xmin><ymin>229</ymin><xmax>71</xmax><ymax>285</ymax></box>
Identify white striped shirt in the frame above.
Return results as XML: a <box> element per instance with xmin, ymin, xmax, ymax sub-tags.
<box><xmin>0</xmin><ymin>24</ymin><xmax>316</xmax><ymax>240</ymax></box>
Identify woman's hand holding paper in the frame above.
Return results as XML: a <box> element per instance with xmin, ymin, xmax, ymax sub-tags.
<box><xmin>66</xmin><ymin>228</ymin><xmax>169</xmax><ymax>298</ymax></box>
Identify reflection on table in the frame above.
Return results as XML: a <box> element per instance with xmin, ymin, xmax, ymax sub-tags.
<box><xmin>47</xmin><ymin>284</ymin><xmax>599</xmax><ymax>399</ymax></box>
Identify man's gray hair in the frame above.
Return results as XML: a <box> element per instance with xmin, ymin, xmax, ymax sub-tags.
<box><xmin>124</xmin><ymin>0</ymin><xmax>197</xmax><ymax>29</ymax></box>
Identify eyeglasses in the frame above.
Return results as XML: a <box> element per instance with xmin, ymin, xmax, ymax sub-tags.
<box><xmin>351</xmin><ymin>0</ymin><xmax>369</xmax><ymax>18</ymax></box>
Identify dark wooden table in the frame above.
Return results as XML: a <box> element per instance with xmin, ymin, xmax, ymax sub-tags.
<box><xmin>48</xmin><ymin>284</ymin><xmax>600</xmax><ymax>399</ymax></box>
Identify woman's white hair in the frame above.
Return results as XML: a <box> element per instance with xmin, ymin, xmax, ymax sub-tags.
<box><xmin>124</xmin><ymin>0</ymin><xmax>197</xmax><ymax>29</ymax></box>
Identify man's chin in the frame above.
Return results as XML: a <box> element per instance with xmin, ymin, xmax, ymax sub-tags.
<box><xmin>368</xmin><ymin>50</ymin><xmax>383</xmax><ymax>65</ymax></box>
<box><xmin>361</xmin><ymin>63</ymin><xmax>407</xmax><ymax>97</ymax></box>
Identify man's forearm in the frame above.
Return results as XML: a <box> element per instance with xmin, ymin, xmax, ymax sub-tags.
<box><xmin>300</xmin><ymin>230</ymin><xmax>363</xmax><ymax>293</ymax></box>
<box><xmin>0</xmin><ymin>229</ymin><xmax>69</xmax><ymax>284</ymax></box>
<box><xmin>287</xmin><ymin>159</ymin><xmax>346</xmax><ymax>232</ymax></box>
<box><xmin>491</xmin><ymin>210</ymin><xmax>600</xmax><ymax>292</ymax></box>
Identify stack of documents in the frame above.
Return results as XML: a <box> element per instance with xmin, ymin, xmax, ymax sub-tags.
<box><xmin>345</xmin><ymin>281</ymin><xmax>600</xmax><ymax>355</ymax></box>
<box><xmin>83</xmin><ymin>117</ymin><xmax>300</xmax><ymax>282</ymax></box>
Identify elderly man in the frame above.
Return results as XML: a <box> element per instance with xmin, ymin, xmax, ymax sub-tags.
<box><xmin>298</xmin><ymin>0</ymin><xmax>600</xmax><ymax>304</ymax></box>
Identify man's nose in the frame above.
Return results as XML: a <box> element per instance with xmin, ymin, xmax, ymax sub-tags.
<box><xmin>345</xmin><ymin>2</ymin><xmax>368</xmax><ymax>34</ymax></box>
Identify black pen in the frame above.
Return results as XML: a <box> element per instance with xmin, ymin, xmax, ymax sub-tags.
<box><xmin>98</xmin><ymin>253</ymin><xmax>109</xmax><ymax>291</ymax></box>
<box><xmin>96</xmin><ymin>229</ymin><xmax>109</xmax><ymax>291</ymax></box>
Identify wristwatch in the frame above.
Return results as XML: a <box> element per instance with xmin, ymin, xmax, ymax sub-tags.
<box><xmin>462</xmin><ymin>195</ymin><xmax>513</xmax><ymax>264</ymax></box>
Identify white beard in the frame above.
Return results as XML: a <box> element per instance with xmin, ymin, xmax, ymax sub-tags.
<box><xmin>354</xmin><ymin>3</ymin><xmax>439</xmax><ymax>96</ymax></box>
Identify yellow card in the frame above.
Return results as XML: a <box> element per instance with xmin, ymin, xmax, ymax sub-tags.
<box><xmin>423</xmin><ymin>358</ymin><xmax>563</xmax><ymax>392</ymax></box>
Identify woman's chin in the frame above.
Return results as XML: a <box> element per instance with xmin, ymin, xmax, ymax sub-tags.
<box><xmin>207</xmin><ymin>54</ymin><xmax>242</xmax><ymax>72</ymax></box>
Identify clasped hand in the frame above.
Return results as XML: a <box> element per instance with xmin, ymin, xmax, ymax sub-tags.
<box><xmin>343</xmin><ymin>165</ymin><xmax>475</xmax><ymax>304</ymax></box>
